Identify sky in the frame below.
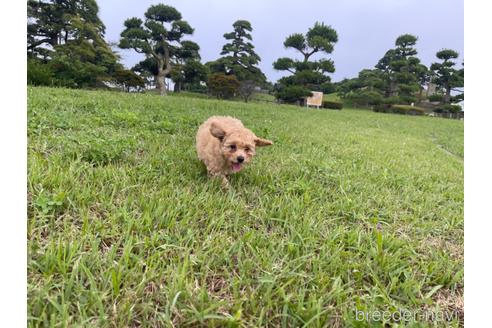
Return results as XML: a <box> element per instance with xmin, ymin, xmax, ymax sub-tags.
<box><xmin>98</xmin><ymin>0</ymin><xmax>464</xmax><ymax>83</ymax></box>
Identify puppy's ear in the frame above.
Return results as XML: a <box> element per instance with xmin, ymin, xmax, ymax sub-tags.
<box><xmin>210</xmin><ymin>122</ymin><xmax>226</xmax><ymax>140</ymax></box>
<box><xmin>255</xmin><ymin>137</ymin><xmax>273</xmax><ymax>147</ymax></box>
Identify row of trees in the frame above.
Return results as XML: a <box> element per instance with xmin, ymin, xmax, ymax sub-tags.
<box><xmin>27</xmin><ymin>1</ymin><xmax>270</xmax><ymax>100</ymax></box>
<box><xmin>28</xmin><ymin>1</ymin><xmax>463</xmax><ymax>108</ymax></box>
<box><xmin>119</xmin><ymin>7</ymin><xmax>270</xmax><ymax>101</ymax></box>
<box><xmin>335</xmin><ymin>34</ymin><xmax>464</xmax><ymax>109</ymax></box>
<box><xmin>27</xmin><ymin>0</ymin><xmax>134</xmax><ymax>89</ymax></box>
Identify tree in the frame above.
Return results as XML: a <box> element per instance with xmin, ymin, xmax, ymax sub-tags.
<box><xmin>113</xmin><ymin>69</ymin><xmax>145</xmax><ymax>92</ymax></box>
<box><xmin>345</xmin><ymin>90</ymin><xmax>383</xmax><ymax>108</ymax></box>
<box><xmin>119</xmin><ymin>4</ymin><xmax>194</xmax><ymax>95</ymax></box>
<box><xmin>238</xmin><ymin>80</ymin><xmax>257</xmax><ymax>102</ymax></box>
<box><xmin>336</xmin><ymin>69</ymin><xmax>385</xmax><ymax>108</ymax></box>
<box><xmin>209</xmin><ymin>20</ymin><xmax>266</xmax><ymax>82</ymax></box>
<box><xmin>169</xmin><ymin>40</ymin><xmax>201</xmax><ymax>92</ymax></box>
<box><xmin>358</xmin><ymin>69</ymin><xmax>385</xmax><ymax>92</ymax></box>
<box><xmin>27</xmin><ymin>0</ymin><xmax>120</xmax><ymax>88</ymax></box>
<box><xmin>430</xmin><ymin>49</ymin><xmax>464</xmax><ymax>103</ymax></box>
<box><xmin>375</xmin><ymin>34</ymin><xmax>422</xmax><ymax>103</ymax></box>
<box><xmin>28</xmin><ymin>0</ymin><xmax>106</xmax><ymax>55</ymax></box>
<box><xmin>208</xmin><ymin>73</ymin><xmax>240</xmax><ymax>99</ymax></box>
<box><xmin>273</xmin><ymin>22</ymin><xmax>338</xmax><ymax>103</ymax></box>
<box><xmin>132</xmin><ymin>57</ymin><xmax>158</xmax><ymax>89</ymax></box>
<box><xmin>207</xmin><ymin>20</ymin><xmax>267</xmax><ymax>101</ymax></box>
<box><xmin>181</xmin><ymin>60</ymin><xmax>209</xmax><ymax>92</ymax></box>
<box><xmin>27</xmin><ymin>57</ymin><xmax>55</xmax><ymax>86</ymax></box>
<box><xmin>49</xmin><ymin>39</ymin><xmax>118</xmax><ymax>88</ymax></box>
<box><xmin>274</xmin><ymin>85</ymin><xmax>312</xmax><ymax>104</ymax></box>
<box><xmin>335</xmin><ymin>78</ymin><xmax>362</xmax><ymax>98</ymax></box>
<box><xmin>136</xmin><ymin>43</ymin><xmax>205</xmax><ymax>93</ymax></box>
<box><xmin>415</xmin><ymin>63</ymin><xmax>431</xmax><ymax>102</ymax></box>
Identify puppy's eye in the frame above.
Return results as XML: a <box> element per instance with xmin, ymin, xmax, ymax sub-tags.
<box><xmin>245</xmin><ymin>147</ymin><xmax>250</xmax><ymax>152</ymax></box>
<box><xmin>229</xmin><ymin>144</ymin><xmax>236</xmax><ymax>151</ymax></box>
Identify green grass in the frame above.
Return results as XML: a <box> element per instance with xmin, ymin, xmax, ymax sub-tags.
<box><xmin>167</xmin><ymin>90</ymin><xmax>277</xmax><ymax>103</ymax></box>
<box><xmin>27</xmin><ymin>86</ymin><xmax>463</xmax><ymax>327</ymax></box>
<box><xmin>248</xmin><ymin>92</ymin><xmax>277</xmax><ymax>103</ymax></box>
<box><xmin>322</xmin><ymin>93</ymin><xmax>342</xmax><ymax>102</ymax></box>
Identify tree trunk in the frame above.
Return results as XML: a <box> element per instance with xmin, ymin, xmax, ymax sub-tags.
<box><xmin>174</xmin><ymin>81</ymin><xmax>182</xmax><ymax>92</ymax></box>
<box><xmin>388</xmin><ymin>80</ymin><xmax>397</xmax><ymax>97</ymax></box>
<box><xmin>50</xmin><ymin>33</ymin><xmax>59</xmax><ymax>47</ymax></box>
<box><xmin>444</xmin><ymin>86</ymin><xmax>451</xmax><ymax>104</ymax></box>
<box><xmin>156</xmin><ymin>74</ymin><xmax>166</xmax><ymax>95</ymax></box>
<box><xmin>156</xmin><ymin>48</ymin><xmax>172</xmax><ymax>96</ymax></box>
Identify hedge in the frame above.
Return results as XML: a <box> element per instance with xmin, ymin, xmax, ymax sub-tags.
<box><xmin>428</xmin><ymin>94</ymin><xmax>444</xmax><ymax>102</ymax></box>
<box><xmin>434</xmin><ymin>104</ymin><xmax>462</xmax><ymax>113</ymax></box>
<box><xmin>374</xmin><ymin>104</ymin><xmax>426</xmax><ymax>115</ymax></box>
<box><xmin>391</xmin><ymin>105</ymin><xmax>426</xmax><ymax>115</ymax></box>
<box><xmin>322</xmin><ymin>100</ymin><xmax>343</xmax><ymax>110</ymax></box>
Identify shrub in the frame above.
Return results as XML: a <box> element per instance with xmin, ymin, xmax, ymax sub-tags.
<box><xmin>322</xmin><ymin>100</ymin><xmax>343</xmax><ymax>110</ymax></box>
<box><xmin>434</xmin><ymin>104</ymin><xmax>461</xmax><ymax>113</ymax></box>
<box><xmin>320</xmin><ymin>82</ymin><xmax>336</xmax><ymax>94</ymax></box>
<box><xmin>238</xmin><ymin>80</ymin><xmax>257</xmax><ymax>102</ymax></box>
<box><xmin>373</xmin><ymin>105</ymin><xmax>389</xmax><ymax>113</ymax></box>
<box><xmin>27</xmin><ymin>58</ymin><xmax>55</xmax><ymax>86</ymax></box>
<box><xmin>373</xmin><ymin>96</ymin><xmax>402</xmax><ymax>112</ymax></box>
<box><xmin>112</xmin><ymin>69</ymin><xmax>145</xmax><ymax>92</ymax></box>
<box><xmin>391</xmin><ymin>105</ymin><xmax>426</xmax><ymax>115</ymax></box>
<box><xmin>344</xmin><ymin>90</ymin><xmax>383</xmax><ymax>107</ymax></box>
<box><xmin>207</xmin><ymin>73</ymin><xmax>240</xmax><ymax>99</ymax></box>
<box><xmin>428</xmin><ymin>94</ymin><xmax>444</xmax><ymax>102</ymax></box>
<box><xmin>382</xmin><ymin>96</ymin><xmax>401</xmax><ymax>106</ymax></box>
<box><xmin>399</xmin><ymin>95</ymin><xmax>418</xmax><ymax>105</ymax></box>
<box><xmin>185</xmin><ymin>83</ymin><xmax>208</xmax><ymax>94</ymax></box>
<box><xmin>275</xmin><ymin>85</ymin><xmax>312</xmax><ymax>104</ymax></box>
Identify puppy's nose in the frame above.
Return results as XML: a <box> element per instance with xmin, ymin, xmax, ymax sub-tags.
<box><xmin>237</xmin><ymin>156</ymin><xmax>244</xmax><ymax>163</ymax></box>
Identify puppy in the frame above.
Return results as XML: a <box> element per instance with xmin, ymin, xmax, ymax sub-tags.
<box><xmin>196</xmin><ymin>116</ymin><xmax>273</xmax><ymax>187</ymax></box>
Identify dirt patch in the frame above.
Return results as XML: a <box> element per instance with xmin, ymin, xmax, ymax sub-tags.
<box><xmin>433</xmin><ymin>287</ymin><xmax>464</xmax><ymax>324</ymax></box>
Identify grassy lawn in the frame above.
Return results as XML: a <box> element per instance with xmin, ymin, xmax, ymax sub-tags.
<box><xmin>27</xmin><ymin>87</ymin><xmax>463</xmax><ymax>327</ymax></box>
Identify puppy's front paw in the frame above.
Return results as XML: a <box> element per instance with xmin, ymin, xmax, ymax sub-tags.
<box><xmin>221</xmin><ymin>176</ymin><xmax>230</xmax><ymax>190</ymax></box>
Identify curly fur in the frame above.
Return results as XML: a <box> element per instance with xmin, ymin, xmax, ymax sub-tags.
<box><xmin>196</xmin><ymin>116</ymin><xmax>273</xmax><ymax>187</ymax></box>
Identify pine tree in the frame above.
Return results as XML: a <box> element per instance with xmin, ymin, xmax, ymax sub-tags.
<box><xmin>430</xmin><ymin>49</ymin><xmax>464</xmax><ymax>103</ymax></box>
<box><xmin>273</xmin><ymin>22</ymin><xmax>338</xmax><ymax>103</ymax></box>
<box><xmin>119</xmin><ymin>4</ymin><xmax>194</xmax><ymax>95</ymax></box>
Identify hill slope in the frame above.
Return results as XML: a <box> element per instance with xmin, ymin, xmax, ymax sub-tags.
<box><xmin>28</xmin><ymin>87</ymin><xmax>463</xmax><ymax>327</ymax></box>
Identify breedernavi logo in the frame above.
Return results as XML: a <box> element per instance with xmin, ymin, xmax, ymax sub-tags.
<box><xmin>354</xmin><ymin>309</ymin><xmax>462</xmax><ymax>322</ymax></box>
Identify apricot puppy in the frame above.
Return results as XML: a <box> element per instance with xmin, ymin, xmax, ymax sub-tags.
<box><xmin>196</xmin><ymin>116</ymin><xmax>273</xmax><ymax>187</ymax></box>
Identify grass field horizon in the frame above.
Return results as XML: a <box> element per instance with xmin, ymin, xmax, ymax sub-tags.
<box><xmin>27</xmin><ymin>86</ymin><xmax>463</xmax><ymax>327</ymax></box>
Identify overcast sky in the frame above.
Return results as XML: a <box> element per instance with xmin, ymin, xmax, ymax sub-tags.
<box><xmin>98</xmin><ymin>0</ymin><xmax>463</xmax><ymax>83</ymax></box>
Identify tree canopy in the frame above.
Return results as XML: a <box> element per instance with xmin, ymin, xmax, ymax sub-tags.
<box><xmin>273</xmin><ymin>22</ymin><xmax>338</xmax><ymax>103</ymax></box>
<box><xmin>28</xmin><ymin>0</ymin><xmax>106</xmax><ymax>54</ymax></box>
<box><xmin>430</xmin><ymin>49</ymin><xmax>464</xmax><ymax>103</ymax></box>
<box><xmin>119</xmin><ymin>4</ymin><xmax>195</xmax><ymax>95</ymax></box>
<box><xmin>338</xmin><ymin>34</ymin><xmax>430</xmax><ymax>107</ymax></box>
<box><xmin>374</xmin><ymin>34</ymin><xmax>422</xmax><ymax>103</ymax></box>
<box><xmin>208</xmin><ymin>20</ymin><xmax>266</xmax><ymax>84</ymax></box>
<box><xmin>27</xmin><ymin>4</ymin><xmax>464</xmax><ymax>107</ymax></box>
<box><xmin>27</xmin><ymin>0</ymin><xmax>120</xmax><ymax>88</ymax></box>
